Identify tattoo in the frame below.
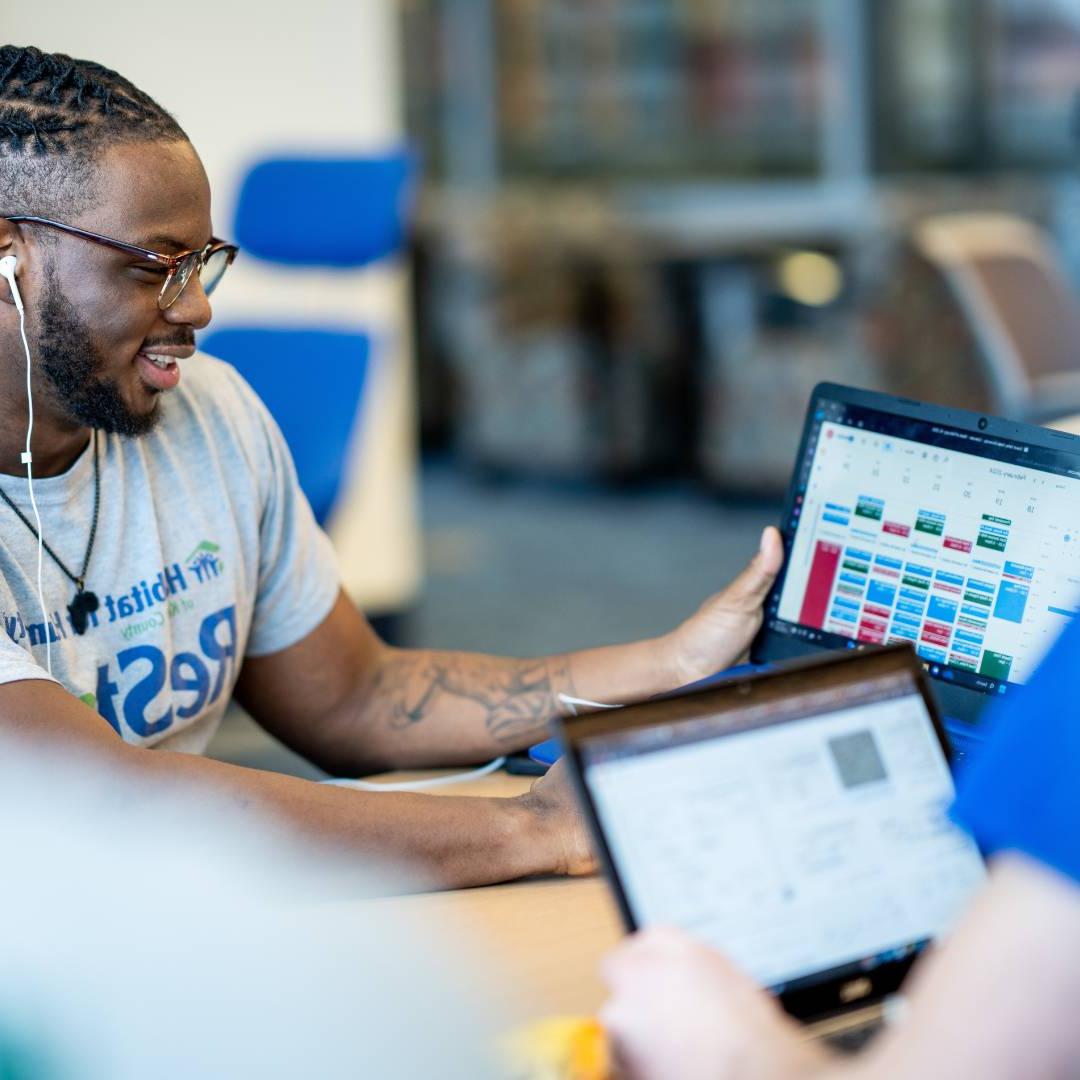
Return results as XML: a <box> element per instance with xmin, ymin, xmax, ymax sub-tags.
<box><xmin>371</xmin><ymin>651</ymin><xmax>578</xmax><ymax>746</ymax></box>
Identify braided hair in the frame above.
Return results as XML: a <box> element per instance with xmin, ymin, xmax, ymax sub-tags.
<box><xmin>0</xmin><ymin>45</ymin><xmax>187</xmax><ymax>219</ymax></box>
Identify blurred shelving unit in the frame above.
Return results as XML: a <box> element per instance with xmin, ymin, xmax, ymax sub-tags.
<box><xmin>401</xmin><ymin>0</ymin><xmax>1080</xmax><ymax>493</ymax></box>
<box><xmin>871</xmin><ymin>0</ymin><xmax>1080</xmax><ymax>171</ymax></box>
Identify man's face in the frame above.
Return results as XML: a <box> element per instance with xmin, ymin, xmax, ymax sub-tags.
<box><xmin>27</xmin><ymin>140</ymin><xmax>215</xmax><ymax>436</ymax></box>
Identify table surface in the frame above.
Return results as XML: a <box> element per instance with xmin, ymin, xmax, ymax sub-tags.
<box><xmin>363</xmin><ymin>768</ymin><xmax>624</xmax><ymax>1021</ymax></box>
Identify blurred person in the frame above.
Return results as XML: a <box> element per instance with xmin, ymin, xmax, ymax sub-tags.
<box><xmin>0</xmin><ymin>736</ymin><xmax>504</xmax><ymax>1080</ymax></box>
<box><xmin>0</xmin><ymin>45</ymin><xmax>783</xmax><ymax>887</ymax></box>
<box><xmin>599</xmin><ymin>613</ymin><xmax>1080</xmax><ymax>1079</ymax></box>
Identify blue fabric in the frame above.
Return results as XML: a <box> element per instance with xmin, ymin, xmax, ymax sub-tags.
<box><xmin>234</xmin><ymin>153</ymin><xmax>413</xmax><ymax>267</ymax></box>
<box><xmin>951</xmin><ymin>616</ymin><xmax>1080</xmax><ymax>884</ymax></box>
<box><xmin>199</xmin><ymin>329</ymin><xmax>370</xmax><ymax>525</ymax></box>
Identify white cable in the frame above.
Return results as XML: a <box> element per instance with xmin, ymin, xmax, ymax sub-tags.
<box><xmin>321</xmin><ymin>694</ymin><xmax>625</xmax><ymax>792</ymax></box>
<box><xmin>556</xmin><ymin>692</ymin><xmax>623</xmax><ymax>717</ymax></box>
<box><xmin>16</xmin><ymin>301</ymin><xmax>51</xmax><ymax>677</ymax></box>
<box><xmin>320</xmin><ymin>756</ymin><xmax>507</xmax><ymax>792</ymax></box>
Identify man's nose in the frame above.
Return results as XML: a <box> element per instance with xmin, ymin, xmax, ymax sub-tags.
<box><xmin>163</xmin><ymin>272</ymin><xmax>212</xmax><ymax>331</ymax></box>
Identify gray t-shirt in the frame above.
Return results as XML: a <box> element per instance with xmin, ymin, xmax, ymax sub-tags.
<box><xmin>0</xmin><ymin>354</ymin><xmax>341</xmax><ymax>753</ymax></box>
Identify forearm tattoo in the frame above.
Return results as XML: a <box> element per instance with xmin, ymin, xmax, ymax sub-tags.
<box><xmin>370</xmin><ymin>651</ymin><xmax>578</xmax><ymax>745</ymax></box>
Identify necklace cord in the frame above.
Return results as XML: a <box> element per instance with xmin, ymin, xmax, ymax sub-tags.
<box><xmin>0</xmin><ymin>432</ymin><xmax>99</xmax><ymax>588</ymax></box>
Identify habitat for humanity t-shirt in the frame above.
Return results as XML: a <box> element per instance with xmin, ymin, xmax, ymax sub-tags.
<box><xmin>0</xmin><ymin>353</ymin><xmax>341</xmax><ymax>753</ymax></box>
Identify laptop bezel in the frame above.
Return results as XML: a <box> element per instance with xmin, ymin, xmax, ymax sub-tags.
<box><xmin>750</xmin><ymin>381</ymin><xmax>1080</xmax><ymax>728</ymax></box>
<box><xmin>556</xmin><ymin>644</ymin><xmax>974</xmax><ymax>1025</ymax></box>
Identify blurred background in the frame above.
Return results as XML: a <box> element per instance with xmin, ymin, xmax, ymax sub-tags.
<box><xmin>8</xmin><ymin>0</ymin><xmax>1080</xmax><ymax>774</ymax></box>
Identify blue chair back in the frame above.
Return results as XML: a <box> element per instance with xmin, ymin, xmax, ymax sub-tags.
<box><xmin>200</xmin><ymin>327</ymin><xmax>371</xmax><ymax>525</ymax></box>
<box><xmin>233</xmin><ymin>153</ymin><xmax>413</xmax><ymax>267</ymax></box>
<box><xmin>202</xmin><ymin>151</ymin><xmax>411</xmax><ymax>523</ymax></box>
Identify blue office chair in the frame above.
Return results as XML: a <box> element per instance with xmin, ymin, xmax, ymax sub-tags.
<box><xmin>201</xmin><ymin>152</ymin><xmax>413</xmax><ymax>525</ymax></box>
<box><xmin>232</xmin><ymin>154</ymin><xmax>412</xmax><ymax>268</ymax></box>
<box><xmin>201</xmin><ymin>326</ymin><xmax>371</xmax><ymax>524</ymax></box>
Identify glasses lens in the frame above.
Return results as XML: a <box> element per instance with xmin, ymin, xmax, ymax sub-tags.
<box><xmin>199</xmin><ymin>247</ymin><xmax>232</xmax><ymax>297</ymax></box>
<box><xmin>158</xmin><ymin>254</ymin><xmax>199</xmax><ymax>309</ymax></box>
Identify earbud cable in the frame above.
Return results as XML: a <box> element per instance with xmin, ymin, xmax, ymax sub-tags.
<box><xmin>16</xmin><ymin>299</ymin><xmax>52</xmax><ymax>676</ymax></box>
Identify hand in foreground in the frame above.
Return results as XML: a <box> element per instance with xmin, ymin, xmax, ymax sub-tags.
<box><xmin>600</xmin><ymin>927</ymin><xmax>830</xmax><ymax>1080</ymax></box>
<box><xmin>663</xmin><ymin>526</ymin><xmax>784</xmax><ymax>686</ymax></box>
<box><xmin>520</xmin><ymin>757</ymin><xmax>597</xmax><ymax>876</ymax></box>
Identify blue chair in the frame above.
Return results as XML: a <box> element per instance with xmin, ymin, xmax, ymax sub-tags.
<box><xmin>201</xmin><ymin>152</ymin><xmax>413</xmax><ymax>525</ymax></box>
<box><xmin>232</xmin><ymin>154</ymin><xmax>412</xmax><ymax>268</ymax></box>
<box><xmin>201</xmin><ymin>327</ymin><xmax>371</xmax><ymax>524</ymax></box>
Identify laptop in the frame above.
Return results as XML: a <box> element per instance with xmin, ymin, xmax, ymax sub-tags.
<box><xmin>531</xmin><ymin>381</ymin><xmax>1080</xmax><ymax>769</ymax></box>
<box><xmin>752</xmin><ymin>382</ymin><xmax>1080</xmax><ymax>764</ymax></box>
<box><xmin>557</xmin><ymin>645</ymin><xmax>987</xmax><ymax>1048</ymax></box>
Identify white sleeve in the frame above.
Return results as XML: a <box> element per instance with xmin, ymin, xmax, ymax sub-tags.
<box><xmin>0</xmin><ymin>625</ymin><xmax>61</xmax><ymax>688</ymax></box>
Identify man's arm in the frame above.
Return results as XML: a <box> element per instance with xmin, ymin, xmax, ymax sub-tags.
<box><xmin>235</xmin><ymin>528</ymin><xmax>784</xmax><ymax>774</ymax></box>
<box><xmin>847</xmin><ymin>853</ymin><xmax>1080</xmax><ymax>1080</ymax></box>
<box><xmin>0</xmin><ymin>677</ymin><xmax>589</xmax><ymax>888</ymax></box>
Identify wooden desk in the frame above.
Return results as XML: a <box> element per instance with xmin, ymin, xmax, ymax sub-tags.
<box><xmin>364</xmin><ymin>769</ymin><xmax>623</xmax><ymax>1021</ymax></box>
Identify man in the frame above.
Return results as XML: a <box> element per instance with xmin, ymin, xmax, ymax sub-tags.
<box><xmin>600</xmin><ymin>611</ymin><xmax>1080</xmax><ymax>1078</ymax></box>
<box><xmin>0</xmin><ymin>45</ymin><xmax>783</xmax><ymax>887</ymax></box>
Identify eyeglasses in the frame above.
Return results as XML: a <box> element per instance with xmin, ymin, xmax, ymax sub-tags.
<box><xmin>4</xmin><ymin>215</ymin><xmax>238</xmax><ymax>310</ymax></box>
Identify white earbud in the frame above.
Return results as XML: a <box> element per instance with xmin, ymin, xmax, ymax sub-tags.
<box><xmin>1</xmin><ymin>250</ymin><xmax>50</xmax><ymax>673</ymax></box>
<box><xmin>0</xmin><ymin>254</ymin><xmax>23</xmax><ymax>312</ymax></box>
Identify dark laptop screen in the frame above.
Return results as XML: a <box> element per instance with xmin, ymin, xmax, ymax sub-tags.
<box><xmin>764</xmin><ymin>393</ymin><xmax>1080</xmax><ymax>702</ymax></box>
<box><xmin>577</xmin><ymin>654</ymin><xmax>986</xmax><ymax>994</ymax></box>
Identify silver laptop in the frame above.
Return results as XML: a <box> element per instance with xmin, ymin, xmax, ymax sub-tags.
<box><xmin>557</xmin><ymin>646</ymin><xmax>987</xmax><ymax>1049</ymax></box>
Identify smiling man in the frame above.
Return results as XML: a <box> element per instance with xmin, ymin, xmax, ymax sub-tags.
<box><xmin>0</xmin><ymin>45</ymin><xmax>783</xmax><ymax>887</ymax></box>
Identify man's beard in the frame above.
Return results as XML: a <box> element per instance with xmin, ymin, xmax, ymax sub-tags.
<box><xmin>36</xmin><ymin>269</ymin><xmax>162</xmax><ymax>438</ymax></box>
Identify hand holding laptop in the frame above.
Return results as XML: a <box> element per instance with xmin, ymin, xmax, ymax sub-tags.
<box><xmin>601</xmin><ymin>927</ymin><xmax>830</xmax><ymax>1080</ymax></box>
<box><xmin>662</xmin><ymin>526</ymin><xmax>784</xmax><ymax>686</ymax></box>
<box><xmin>529</xmin><ymin>528</ymin><xmax>783</xmax><ymax>770</ymax></box>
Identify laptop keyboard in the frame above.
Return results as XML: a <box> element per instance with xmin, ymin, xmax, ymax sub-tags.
<box><xmin>945</xmin><ymin>725</ymin><xmax>985</xmax><ymax>770</ymax></box>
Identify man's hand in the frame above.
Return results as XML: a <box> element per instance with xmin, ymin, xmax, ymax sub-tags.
<box><xmin>662</xmin><ymin>526</ymin><xmax>784</xmax><ymax>686</ymax></box>
<box><xmin>600</xmin><ymin>927</ymin><xmax>831</xmax><ymax>1080</ymax></box>
<box><xmin>518</xmin><ymin>757</ymin><xmax>596</xmax><ymax>877</ymax></box>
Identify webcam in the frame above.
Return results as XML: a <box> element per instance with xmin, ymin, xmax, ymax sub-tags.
<box><xmin>978</xmin><ymin>417</ymin><xmax>988</xmax><ymax>431</ymax></box>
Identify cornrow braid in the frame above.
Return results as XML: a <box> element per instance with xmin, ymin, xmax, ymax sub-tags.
<box><xmin>1</xmin><ymin>107</ymin><xmax>87</xmax><ymax>151</ymax></box>
<box><xmin>0</xmin><ymin>44</ymin><xmax>188</xmax><ymax>220</ymax></box>
<box><xmin>0</xmin><ymin>45</ymin><xmax>180</xmax><ymax>129</ymax></box>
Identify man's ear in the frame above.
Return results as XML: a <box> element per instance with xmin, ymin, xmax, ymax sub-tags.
<box><xmin>0</xmin><ymin>219</ymin><xmax>26</xmax><ymax>310</ymax></box>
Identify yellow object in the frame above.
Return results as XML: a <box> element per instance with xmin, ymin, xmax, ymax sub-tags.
<box><xmin>501</xmin><ymin>1015</ymin><xmax>611</xmax><ymax>1080</ymax></box>
<box><xmin>777</xmin><ymin>250</ymin><xmax>843</xmax><ymax>307</ymax></box>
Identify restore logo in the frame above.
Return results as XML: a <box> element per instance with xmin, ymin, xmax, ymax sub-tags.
<box><xmin>82</xmin><ymin>604</ymin><xmax>238</xmax><ymax>739</ymax></box>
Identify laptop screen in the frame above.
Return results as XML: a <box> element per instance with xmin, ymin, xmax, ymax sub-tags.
<box><xmin>576</xmin><ymin>654</ymin><xmax>986</xmax><ymax>994</ymax></box>
<box><xmin>765</xmin><ymin>393</ymin><xmax>1080</xmax><ymax>702</ymax></box>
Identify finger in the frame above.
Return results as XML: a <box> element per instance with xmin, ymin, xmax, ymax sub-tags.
<box><xmin>530</xmin><ymin>756</ymin><xmax>562</xmax><ymax>794</ymax></box>
<box><xmin>759</xmin><ymin>525</ymin><xmax>784</xmax><ymax>574</ymax></box>
<box><xmin>600</xmin><ymin>931</ymin><xmax>659</xmax><ymax>986</ymax></box>
<box><xmin>720</xmin><ymin>526</ymin><xmax>784</xmax><ymax>610</ymax></box>
<box><xmin>600</xmin><ymin>939</ymin><xmax>640</xmax><ymax>988</ymax></box>
<box><xmin>597</xmin><ymin>999</ymin><xmax>636</xmax><ymax>1045</ymax></box>
<box><xmin>596</xmin><ymin>1000</ymin><xmax>635</xmax><ymax>1072</ymax></box>
<box><xmin>601</xmin><ymin>927</ymin><xmax>684</xmax><ymax>987</ymax></box>
<box><xmin>635</xmin><ymin>925</ymin><xmax>695</xmax><ymax>952</ymax></box>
